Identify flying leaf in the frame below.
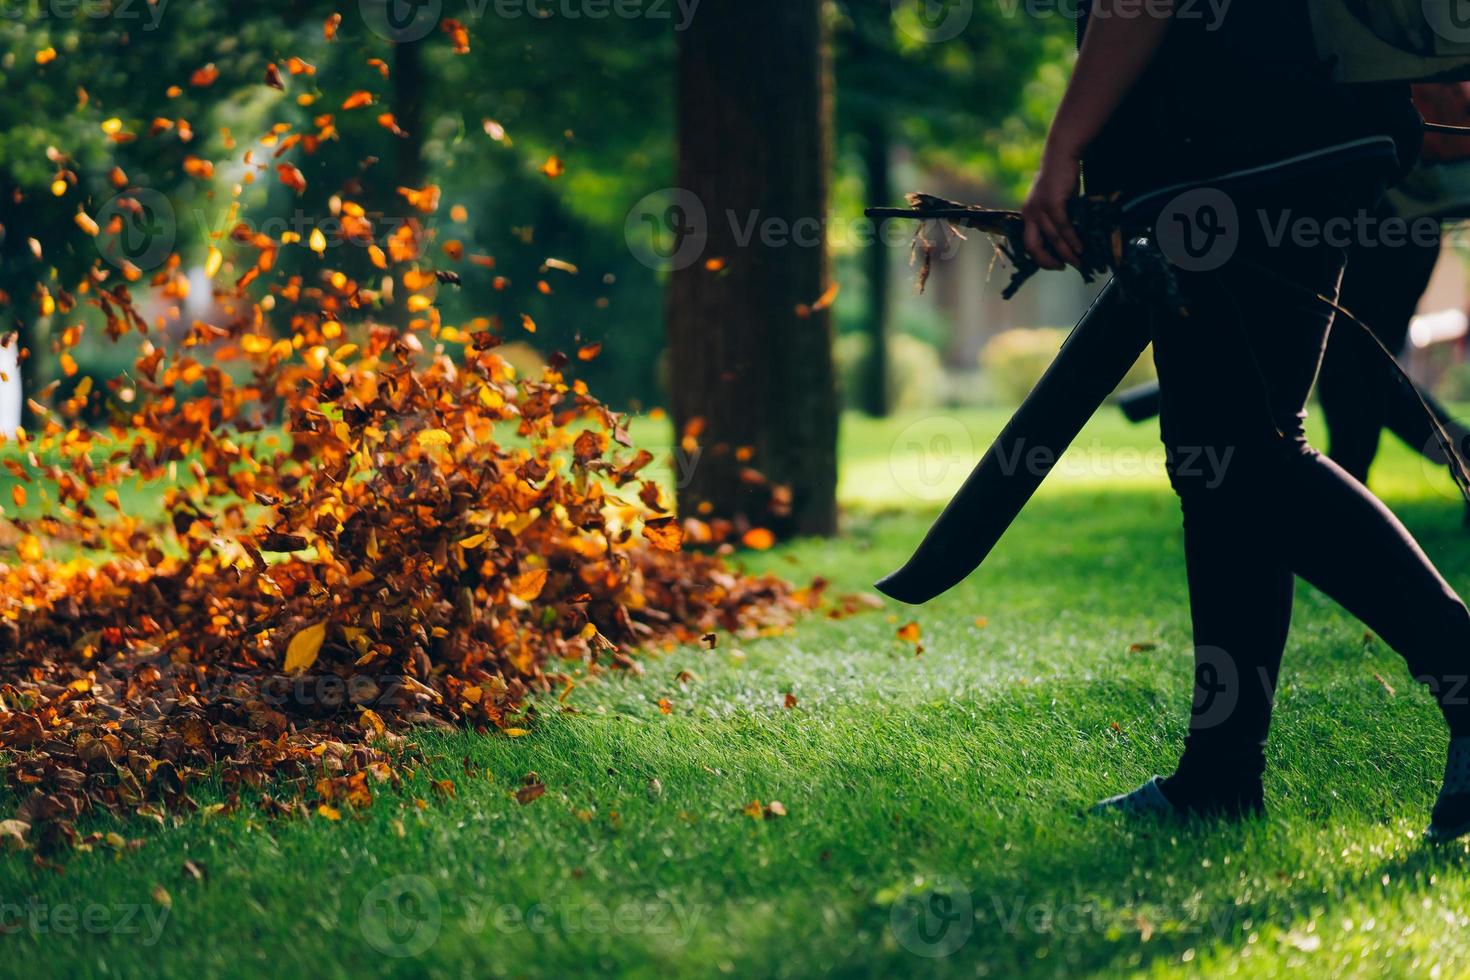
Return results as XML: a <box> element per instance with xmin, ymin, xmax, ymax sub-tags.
<box><xmin>742</xmin><ymin>528</ymin><xmax>776</xmax><ymax>551</ymax></box>
<box><xmin>509</xmin><ymin>568</ymin><xmax>548</xmax><ymax>602</ymax></box>
<box><xmin>644</xmin><ymin>519</ymin><xmax>683</xmax><ymax>552</ymax></box>
<box><xmin>277</xmin><ymin>163</ymin><xmax>307</xmax><ymax>195</ymax></box>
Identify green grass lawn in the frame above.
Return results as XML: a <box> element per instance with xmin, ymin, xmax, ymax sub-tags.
<box><xmin>6</xmin><ymin>406</ymin><xmax>1470</xmax><ymax>978</ymax></box>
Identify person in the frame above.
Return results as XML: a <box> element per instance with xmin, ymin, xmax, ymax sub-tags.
<box><xmin>1318</xmin><ymin>83</ymin><xmax>1470</xmax><ymax>487</ymax></box>
<box><xmin>1022</xmin><ymin>1</ymin><xmax>1470</xmax><ymax>840</ymax></box>
<box><xmin>1119</xmin><ymin>86</ymin><xmax>1470</xmax><ymax>494</ymax></box>
<box><xmin>0</xmin><ymin>332</ymin><xmax>19</xmax><ymax>440</ymax></box>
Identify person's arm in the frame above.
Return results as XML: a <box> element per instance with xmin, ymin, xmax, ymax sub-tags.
<box><xmin>1022</xmin><ymin>2</ymin><xmax>1175</xmax><ymax>270</ymax></box>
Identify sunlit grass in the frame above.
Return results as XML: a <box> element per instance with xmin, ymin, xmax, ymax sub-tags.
<box><xmin>4</xmin><ymin>405</ymin><xmax>1470</xmax><ymax>978</ymax></box>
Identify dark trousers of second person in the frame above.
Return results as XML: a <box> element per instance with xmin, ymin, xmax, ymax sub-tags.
<box><xmin>1317</xmin><ymin>211</ymin><xmax>1458</xmax><ymax>483</ymax></box>
<box><xmin>1149</xmin><ymin>213</ymin><xmax>1470</xmax><ymax>812</ymax></box>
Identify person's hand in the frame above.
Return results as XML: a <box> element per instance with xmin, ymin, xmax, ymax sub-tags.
<box><xmin>1021</xmin><ymin>142</ymin><xmax>1084</xmax><ymax>270</ymax></box>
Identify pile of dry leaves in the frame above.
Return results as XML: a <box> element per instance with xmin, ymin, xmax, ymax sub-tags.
<box><xmin>0</xmin><ymin>21</ymin><xmax>832</xmax><ymax>853</ymax></box>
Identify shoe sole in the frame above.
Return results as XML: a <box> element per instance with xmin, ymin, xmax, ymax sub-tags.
<box><xmin>1424</xmin><ymin>816</ymin><xmax>1470</xmax><ymax>844</ymax></box>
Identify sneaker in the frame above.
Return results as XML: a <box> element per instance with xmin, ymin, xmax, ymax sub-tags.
<box><xmin>1092</xmin><ymin>774</ymin><xmax>1265</xmax><ymax>819</ymax></box>
<box><xmin>1425</xmin><ymin>736</ymin><xmax>1470</xmax><ymax>844</ymax></box>
<box><xmin>1091</xmin><ymin>776</ymin><xmax>1179</xmax><ymax>817</ymax></box>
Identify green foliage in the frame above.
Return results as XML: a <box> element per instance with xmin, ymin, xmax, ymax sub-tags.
<box><xmin>835</xmin><ymin>1</ymin><xmax>1074</xmax><ymax>200</ymax></box>
<box><xmin>0</xmin><ymin>4</ymin><xmax>1075</xmax><ymax>408</ymax></box>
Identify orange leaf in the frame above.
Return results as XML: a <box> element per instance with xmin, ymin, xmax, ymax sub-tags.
<box><xmin>644</xmin><ymin>520</ymin><xmax>683</xmax><ymax>552</ymax></box>
<box><xmin>741</xmin><ymin>528</ymin><xmax>776</xmax><ymax>550</ymax></box>
<box><xmin>277</xmin><ymin>163</ymin><xmax>307</xmax><ymax>195</ymax></box>
<box><xmin>509</xmin><ymin>568</ymin><xmax>548</xmax><ymax>602</ymax></box>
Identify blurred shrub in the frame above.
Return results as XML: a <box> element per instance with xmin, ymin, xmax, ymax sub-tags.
<box><xmin>979</xmin><ymin>327</ymin><xmax>1069</xmax><ymax>405</ymax></box>
<box><xmin>835</xmin><ymin>332</ymin><xmax>945</xmax><ymax>411</ymax></box>
<box><xmin>979</xmin><ymin>327</ymin><xmax>1156</xmax><ymax>405</ymax></box>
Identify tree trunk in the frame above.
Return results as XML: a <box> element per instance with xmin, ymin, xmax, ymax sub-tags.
<box><xmin>392</xmin><ymin>39</ymin><xmax>427</xmax><ymax>189</ymax></box>
<box><xmin>860</xmin><ymin>119</ymin><xmax>892</xmax><ymax>417</ymax></box>
<box><xmin>382</xmin><ymin>38</ymin><xmax>427</xmax><ymax>327</ymax></box>
<box><xmin>666</xmin><ymin>0</ymin><xmax>838</xmax><ymax>538</ymax></box>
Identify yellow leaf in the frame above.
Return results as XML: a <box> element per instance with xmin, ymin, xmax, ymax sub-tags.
<box><xmin>416</xmin><ymin>428</ymin><xmax>452</xmax><ymax>449</ymax></box>
<box><xmin>18</xmin><ymin>535</ymin><xmax>42</xmax><ymax>563</ymax></box>
<box><xmin>309</xmin><ymin>228</ymin><xmax>327</xmax><ymax>254</ymax></box>
<box><xmin>359</xmin><ymin>709</ymin><xmax>386</xmax><ymax>737</ymax></box>
<box><xmin>459</xmin><ymin>532</ymin><xmax>487</xmax><ymax>549</ymax></box>
<box><xmin>503</xmin><ymin>728</ymin><xmax>530</xmax><ymax>737</ymax></box>
<box><xmin>284</xmin><ymin>621</ymin><xmax>326</xmax><ymax>674</ymax></box>
<box><xmin>205</xmin><ymin>246</ymin><xmax>223</xmax><ymax>277</ymax></box>
<box><xmin>316</xmin><ymin>804</ymin><xmax>342</xmax><ymax>821</ymax></box>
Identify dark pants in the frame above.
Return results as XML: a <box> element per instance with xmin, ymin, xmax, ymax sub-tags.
<box><xmin>1150</xmin><ymin>224</ymin><xmax>1470</xmax><ymax>805</ymax></box>
<box><xmin>1318</xmin><ymin>217</ymin><xmax>1467</xmax><ymax>484</ymax></box>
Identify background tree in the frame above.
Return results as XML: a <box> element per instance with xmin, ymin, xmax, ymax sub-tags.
<box><xmin>833</xmin><ymin>1</ymin><xmax>1071</xmax><ymax>416</ymax></box>
<box><xmin>666</xmin><ymin>0</ymin><xmax>838</xmax><ymax>538</ymax></box>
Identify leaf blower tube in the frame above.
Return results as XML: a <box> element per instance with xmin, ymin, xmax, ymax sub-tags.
<box><xmin>875</xmin><ymin>280</ymin><xmax>1149</xmax><ymax>604</ymax></box>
